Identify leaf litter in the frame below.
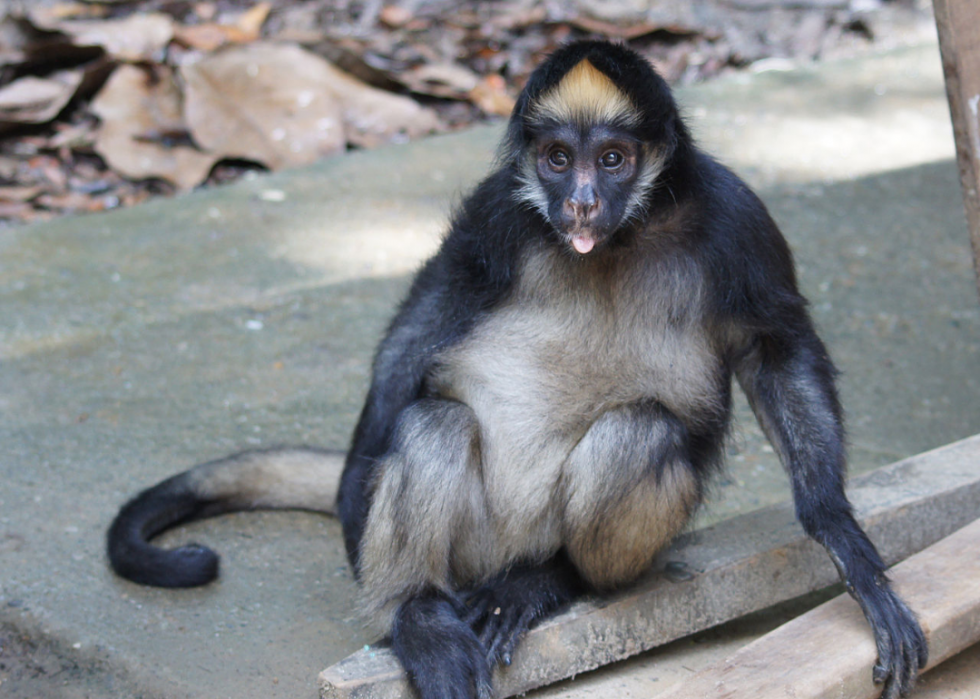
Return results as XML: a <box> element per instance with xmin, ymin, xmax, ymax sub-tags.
<box><xmin>0</xmin><ymin>0</ymin><xmax>935</xmax><ymax>226</ymax></box>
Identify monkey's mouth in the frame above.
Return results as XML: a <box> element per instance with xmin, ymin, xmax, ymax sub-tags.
<box><xmin>562</xmin><ymin>223</ymin><xmax>600</xmax><ymax>254</ymax></box>
<box><xmin>570</xmin><ymin>233</ymin><xmax>595</xmax><ymax>254</ymax></box>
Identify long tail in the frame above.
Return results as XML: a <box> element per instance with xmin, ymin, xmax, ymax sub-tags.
<box><xmin>107</xmin><ymin>448</ymin><xmax>345</xmax><ymax>588</ymax></box>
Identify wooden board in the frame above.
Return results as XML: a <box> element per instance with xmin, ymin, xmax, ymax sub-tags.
<box><xmin>653</xmin><ymin>516</ymin><xmax>980</xmax><ymax>699</ymax></box>
<box><xmin>319</xmin><ymin>434</ymin><xmax>980</xmax><ymax>699</ymax></box>
<box><xmin>934</xmin><ymin>0</ymin><xmax>980</xmax><ymax>296</ymax></box>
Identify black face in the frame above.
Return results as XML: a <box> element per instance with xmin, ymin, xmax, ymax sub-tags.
<box><xmin>534</xmin><ymin>124</ymin><xmax>642</xmax><ymax>255</ymax></box>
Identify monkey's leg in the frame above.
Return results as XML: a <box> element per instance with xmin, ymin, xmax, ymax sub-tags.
<box><xmin>562</xmin><ymin>401</ymin><xmax>701</xmax><ymax>590</ymax></box>
<box><xmin>358</xmin><ymin>398</ymin><xmax>493</xmax><ymax>699</ymax></box>
<box><xmin>465</xmin><ymin>402</ymin><xmax>703</xmax><ymax>669</ymax></box>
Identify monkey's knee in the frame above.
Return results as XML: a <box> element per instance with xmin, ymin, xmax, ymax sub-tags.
<box><xmin>358</xmin><ymin>399</ymin><xmax>487</xmax><ymax>628</ymax></box>
<box><xmin>562</xmin><ymin>403</ymin><xmax>700</xmax><ymax>589</ymax></box>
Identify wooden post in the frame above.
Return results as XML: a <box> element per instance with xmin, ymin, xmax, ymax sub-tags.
<box><xmin>934</xmin><ymin>0</ymin><xmax>980</xmax><ymax>297</ymax></box>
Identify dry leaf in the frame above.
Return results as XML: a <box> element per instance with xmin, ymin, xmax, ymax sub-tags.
<box><xmin>91</xmin><ymin>65</ymin><xmax>217</xmax><ymax>189</ymax></box>
<box><xmin>35</xmin><ymin>190</ymin><xmax>110</xmax><ymax>212</ymax></box>
<box><xmin>400</xmin><ymin>62</ymin><xmax>480</xmax><ymax>99</ymax></box>
<box><xmin>173</xmin><ymin>2</ymin><xmax>270</xmax><ymax>51</ymax></box>
<box><xmin>173</xmin><ymin>24</ymin><xmax>235</xmax><ymax>52</ymax></box>
<box><xmin>468</xmin><ymin>75</ymin><xmax>515</xmax><ymax>117</ymax></box>
<box><xmin>27</xmin><ymin>3</ymin><xmax>108</xmax><ymax>25</ymax></box>
<box><xmin>181</xmin><ymin>43</ymin><xmax>439</xmax><ymax>170</ymax></box>
<box><xmin>0</xmin><ymin>70</ymin><xmax>83</xmax><ymax>127</ymax></box>
<box><xmin>48</xmin><ymin>13</ymin><xmax>174</xmax><ymax>62</ymax></box>
<box><xmin>194</xmin><ymin>3</ymin><xmax>218</xmax><ymax>22</ymax></box>
<box><xmin>0</xmin><ymin>185</ymin><xmax>46</xmax><ymax>202</ymax></box>
<box><xmin>379</xmin><ymin>5</ymin><xmax>413</xmax><ymax>28</ymax></box>
<box><xmin>0</xmin><ymin>200</ymin><xmax>38</xmax><ymax>221</ymax></box>
<box><xmin>566</xmin><ymin>16</ymin><xmax>706</xmax><ymax>41</ymax></box>
<box><xmin>236</xmin><ymin>3</ymin><xmax>272</xmax><ymax>38</ymax></box>
<box><xmin>0</xmin><ymin>15</ymin><xmax>103</xmax><ymax>73</ymax></box>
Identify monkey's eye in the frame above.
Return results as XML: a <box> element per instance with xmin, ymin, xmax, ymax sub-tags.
<box><xmin>548</xmin><ymin>148</ymin><xmax>571</xmax><ymax>170</ymax></box>
<box><xmin>599</xmin><ymin>150</ymin><xmax>624</xmax><ymax>170</ymax></box>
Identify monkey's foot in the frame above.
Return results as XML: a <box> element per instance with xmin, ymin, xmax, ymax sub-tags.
<box><xmin>463</xmin><ymin>555</ymin><xmax>584</xmax><ymax>668</ymax></box>
<box><xmin>392</xmin><ymin>591</ymin><xmax>493</xmax><ymax>699</ymax></box>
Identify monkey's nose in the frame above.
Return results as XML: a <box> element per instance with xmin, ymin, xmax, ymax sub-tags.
<box><xmin>563</xmin><ymin>196</ymin><xmax>600</xmax><ymax>223</ymax></box>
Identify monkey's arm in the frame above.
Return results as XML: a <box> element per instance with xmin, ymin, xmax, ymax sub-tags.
<box><xmin>735</xmin><ymin>326</ymin><xmax>927</xmax><ymax>699</ymax></box>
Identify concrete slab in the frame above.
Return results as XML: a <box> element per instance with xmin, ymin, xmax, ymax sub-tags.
<box><xmin>1</xmin><ymin>38</ymin><xmax>977</xmax><ymax>699</ymax></box>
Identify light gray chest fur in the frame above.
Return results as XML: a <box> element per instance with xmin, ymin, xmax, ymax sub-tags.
<box><xmin>429</xmin><ymin>242</ymin><xmax>724</xmax><ymax>563</ymax></box>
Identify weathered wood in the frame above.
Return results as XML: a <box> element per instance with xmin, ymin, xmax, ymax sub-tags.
<box><xmin>318</xmin><ymin>435</ymin><xmax>980</xmax><ymax>699</ymax></box>
<box><xmin>934</xmin><ymin>0</ymin><xmax>980</xmax><ymax>297</ymax></box>
<box><xmin>653</xmin><ymin>516</ymin><xmax>980</xmax><ymax>699</ymax></box>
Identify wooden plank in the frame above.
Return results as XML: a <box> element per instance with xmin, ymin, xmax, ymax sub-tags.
<box><xmin>318</xmin><ymin>434</ymin><xmax>980</xmax><ymax>699</ymax></box>
<box><xmin>653</xmin><ymin>516</ymin><xmax>980</xmax><ymax>699</ymax></box>
<box><xmin>934</xmin><ymin>0</ymin><xmax>980</xmax><ymax>297</ymax></box>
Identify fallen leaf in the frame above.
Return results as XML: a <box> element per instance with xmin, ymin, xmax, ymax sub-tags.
<box><xmin>0</xmin><ymin>15</ymin><xmax>104</xmax><ymax>78</ymax></box>
<box><xmin>468</xmin><ymin>74</ymin><xmax>515</xmax><ymax>116</ymax></box>
<box><xmin>0</xmin><ymin>200</ymin><xmax>37</xmax><ymax>221</ymax></box>
<box><xmin>26</xmin><ymin>154</ymin><xmax>68</xmax><ymax>191</ymax></box>
<box><xmin>91</xmin><ymin>64</ymin><xmax>218</xmax><ymax>189</ymax></box>
<box><xmin>35</xmin><ymin>190</ymin><xmax>109</xmax><ymax>212</ymax></box>
<box><xmin>0</xmin><ymin>70</ymin><xmax>83</xmax><ymax>128</ymax></box>
<box><xmin>566</xmin><ymin>16</ymin><xmax>704</xmax><ymax>41</ymax></box>
<box><xmin>400</xmin><ymin>62</ymin><xmax>480</xmax><ymax>99</ymax></box>
<box><xmin>194</xmin><ymin>3</ymin><xmax>217</xmax><ymax>22</ymax></box>
<box><xmin>488</xmin><ymin>6</ymin><xmax>548</xmax><ymax>31</ymax></box>
<box><xmin>173</xmin><ymin>2</ymin><xmax>270</xmax><ymax>51</ymax></box>
<box><xmin>47</xmin><ymin>119</ymin><xmax>97</xmax><ymax>149</ymax></box>
<box><xmin>236</xmin><ymin>3</ymin><xmax>271</xmax><ymax>38</ymax></box>
<box><xmin>172</xmin><ymin>24</ymin><xmax>235</xmax><ymax>52</ymax></box>
<box><xmin>379</xmin><ymin>5</ymin><xmax>413</xmax><ymax>28</ymax></box>
<box><xmin>311</xmin><ymin>40</ymin><xmax>404</xmax><ymax>92</ymax></box>
<box><xmin>27</xmin><ymin>3</ymin><xmax>108</xmax><ymax>25</ymax></box>
<box><xmin>0</xmin><ymin>185</ymin><xmax>46</xmax><ymax>202</ymax></box>
<box><xmin>181</xmin><ymin>43</ymin><xmax>439</xmax><ymax>169</ymax></box>
<box><xmin>45</xmin><ymin>13</ymin><xmax>174</xmax><ymax>62</ymax></box>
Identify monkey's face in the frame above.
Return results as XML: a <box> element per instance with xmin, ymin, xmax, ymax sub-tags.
<box><xmin>512</xmin><ymin>57</ymin><xmax>668</xmax><ymax>255</ymax></box>
<box><xmin>533</xmin><ymin>125</ymin><xmax>643</xmax><ymax>254</ymax></box>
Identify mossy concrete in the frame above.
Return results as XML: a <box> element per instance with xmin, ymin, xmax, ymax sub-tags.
<box><xmin>1</xmin><ymin>39</ymin><xmax>977</xmax><ymax>698</ymax></box>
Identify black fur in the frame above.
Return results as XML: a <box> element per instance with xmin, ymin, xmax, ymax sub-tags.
<box><xmin>107</xmin><ymin>473</ymin><xmax>219</xmax><ymax>587</ymax></box>
<box><xmin>392</xmin><ymin>591</ymin><xmax>494</xmax><ymax>699</ymax></box>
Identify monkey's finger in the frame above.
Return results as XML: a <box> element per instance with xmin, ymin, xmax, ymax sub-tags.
<box><xmin>484</xmin><ymin>606</ymin><xmax>536</xmax><ymax>667</ymax></box>
<box><xmin>476</xmin><ymin>606</ymin><xmax>506</xmax><ymax>650</ymax></box>
<box><xmin>899</xmin><ymin>642</ymin><xmax>922</xmax><ymax>697</ymax></box>
<box><xmin>873</xmin><ymin>659</ymin><xmax>889</xmax><ymax>685</ymax></box>
<box><xmin>462</xmin><ymin>593</ymin><xmax>495</xmax><ymax>628</ymax></box>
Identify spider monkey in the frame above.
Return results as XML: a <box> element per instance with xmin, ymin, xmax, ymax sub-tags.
<box><xmin>108</xmin><ymin>41</ymin><xmax>928</xmax><ymax>699</ymax></box>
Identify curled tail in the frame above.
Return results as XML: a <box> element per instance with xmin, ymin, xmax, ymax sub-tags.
<box><xmin>107</xmin><ymin>448</ymin><xmax>345</xmax><ymax>588</ymax></box>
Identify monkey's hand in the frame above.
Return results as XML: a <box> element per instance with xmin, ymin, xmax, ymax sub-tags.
<box><xmin>851</xmin><ymin>575</ymin><xmax>928</xmax><ymax>699</ymax></box>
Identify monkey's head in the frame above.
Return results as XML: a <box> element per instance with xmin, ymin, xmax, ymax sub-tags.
<box><xmin>506</xmin><ymin>41</ymin><xmax>684</xmax><ymax>255</ymax></box>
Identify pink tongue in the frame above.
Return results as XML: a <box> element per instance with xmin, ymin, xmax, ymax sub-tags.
<box><xmin>572</xmin><ymin>235</ymin><xmax>595</xmax><ymax>254</ymax></box>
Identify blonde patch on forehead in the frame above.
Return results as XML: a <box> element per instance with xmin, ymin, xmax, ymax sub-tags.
<box><xmin>532</xmin><ymin>59</ymin><xmax>638</xmax><ymax>126</ymax></box>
